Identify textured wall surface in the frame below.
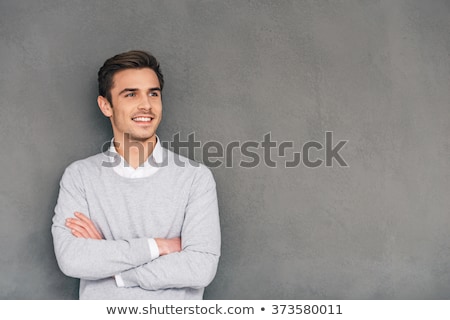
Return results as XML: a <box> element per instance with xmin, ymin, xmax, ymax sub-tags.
<box><xmin>1</xmin><ymin>0</ymin><xmax>449</xmax><ymax>299</ymax></box>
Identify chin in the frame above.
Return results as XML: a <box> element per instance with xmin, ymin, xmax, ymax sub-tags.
<box><xmin>131</xmin><ymin>133</ymin><xmax>156</xmax><ymax>142</ymax></box>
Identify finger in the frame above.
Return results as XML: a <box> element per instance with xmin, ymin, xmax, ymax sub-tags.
<box><xmin>68</xmin><ymin>218</ymin><xmax>99</xmax><ymax>239</ymax></box>
<box><xmin>74</xmin><ymin>211</ymin><xmax>89</xmax><ymax>221</ymax></box>
<box><xmin>66</xmin><ymin>221</ymin><xmax>89</xmax><ymax>238</ymax></box>
<box><xmin>74</xmin><ymin>212</ymin><xmax>94</xmax><ymax>226</ymax></box>
<box><xmin>71</xmin><ymin>229</ymin><xmax>85</xmax><ymax>239</ymax></box>
<box><xmin>74</xmin><ymin>212</ymin><xmax>103</xmax><ymax>239</ymax></box>
<box><xmin>73</xmin><ymin>213</ymin><xmax>103</xmax><ymax>239</ymax></box>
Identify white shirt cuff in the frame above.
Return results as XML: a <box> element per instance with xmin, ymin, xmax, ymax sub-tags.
<box><xmin>148</xmin><ymin>238</ymin><xmax>160</xmax><ymax>260</ymax></box>
<box><xmin>115</xmin><ymin>238</ymin><xmax>160</xmax><ymax>287</ymax></box>
<box><xmin>115</xmin><ymin>274</ymin><xmax>125</xmax><ymax>287</ymax></box>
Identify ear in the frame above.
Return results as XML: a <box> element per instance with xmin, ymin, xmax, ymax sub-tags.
<box><xmin>97</xmin><ymin>96</ymin><xmax>113</xmax><ymax>117</ymax></box>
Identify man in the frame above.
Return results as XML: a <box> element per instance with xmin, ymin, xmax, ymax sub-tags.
<box><xmin>51</xmin><ymin>50</ymin><xmax>221</xmax><ymax>299</ymax></box>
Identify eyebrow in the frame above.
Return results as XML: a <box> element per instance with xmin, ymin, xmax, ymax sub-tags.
<box><xmin>118</xmin><ymin>87</ymin><xmax>161</xmax><ymax>95</ymax></box>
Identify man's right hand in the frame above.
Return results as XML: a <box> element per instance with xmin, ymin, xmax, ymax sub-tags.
<box><xmin>155</xmin><ymin>237</ymin><xmax>181</xmax><ymax>256</ymax></box>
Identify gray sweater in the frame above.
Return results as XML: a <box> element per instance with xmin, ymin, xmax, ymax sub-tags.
<box><xmin>51</xmin><ymin>148</ymin><xmax>221</xmax><ymax>299</ymax></box>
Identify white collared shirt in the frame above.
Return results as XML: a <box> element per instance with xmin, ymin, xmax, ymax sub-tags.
<box><xmin>107</xmin><ymin>135</ymin><xmax>163</xmax><ymax>287</ymax></box>
<box><xmin>108</xmin><ymin>135</ymin><xmax>164</xmax><ymax>179</ymax></box>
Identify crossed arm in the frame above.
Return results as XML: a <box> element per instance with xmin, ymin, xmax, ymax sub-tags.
<box><xmin>65</xmin><ymin>211</ymin><xmax>181</xmax><ymax>256</ymax></box>
<box><xmin>52</xmin><ymin>163</ymin><xmax>220</xmax><ymax>290</ymax></box>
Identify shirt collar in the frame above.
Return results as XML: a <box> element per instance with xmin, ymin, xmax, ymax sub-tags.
<box><xmin>108</xmin><ymin>135</ymin><xmax>164</xmax><ymax>166</ymax></box>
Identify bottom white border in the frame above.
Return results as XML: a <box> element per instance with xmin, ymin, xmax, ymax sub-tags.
<box><xmin>1</xmin><ymin>300</ymin><xmax>448</xmax><ymax>319</ymax></box>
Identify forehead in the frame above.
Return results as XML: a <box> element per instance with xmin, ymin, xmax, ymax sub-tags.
<box><xmin>111</xmin><ymin>68</ymin><xmax>160</xmax><ymax>91</ymax></box>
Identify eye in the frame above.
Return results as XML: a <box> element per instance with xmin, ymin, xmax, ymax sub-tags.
<box><xmin>149</xmin><ymin>91</ymin><xmax>160</xmax><ymax>97</ymax></box>
<box><xmin>125</xmin><ymin>92</ymin><xmax>136</xmax><ymax>97</ymax></box>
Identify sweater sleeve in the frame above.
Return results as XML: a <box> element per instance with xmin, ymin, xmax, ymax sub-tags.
<box><xmin>51</xmin><ymin>163</ymin><xmax>153</xmax><ymax>280</ymax></box>
<box><xmin>118</xmin><ymin>165</ymin><xmax>221</xmax><ymax>290</ymax></box>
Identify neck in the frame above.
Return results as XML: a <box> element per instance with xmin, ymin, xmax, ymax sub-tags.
<box><xmin>114</xmin><ymin>133</ymin><xmax>157</xmax><ymax>169</ymax></box>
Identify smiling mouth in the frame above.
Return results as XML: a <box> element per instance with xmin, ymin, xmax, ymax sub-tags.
<box><xmin>132</xmin><ymin>116</ymin><xmax>154</xmax><ymax>123</ymax></box>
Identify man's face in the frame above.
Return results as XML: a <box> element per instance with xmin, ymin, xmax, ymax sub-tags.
<box><xmin>98</xmin><ymin>68</ymin><xmax>162</xmax><ymax>144</ymax></box>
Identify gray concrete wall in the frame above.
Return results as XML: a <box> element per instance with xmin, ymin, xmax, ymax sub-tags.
<box><xmin>1</xmin><ymin>0</ymin><xmax>449</xmax><ymax>299</ymax></box>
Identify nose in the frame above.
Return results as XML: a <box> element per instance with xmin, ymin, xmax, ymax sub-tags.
<box><xmin>138</xmin><ymin>96</ymin><xmax>152</xmax><ymax>110</ymax></box>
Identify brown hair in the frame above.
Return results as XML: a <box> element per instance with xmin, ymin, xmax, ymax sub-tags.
<box><xmin>97</xmin><ymin>50</ymin><xmax>164</xmax><ymax>103</ymax></box>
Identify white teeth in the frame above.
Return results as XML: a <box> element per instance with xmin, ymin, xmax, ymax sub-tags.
<box><xmin>133</xmin><ymin>117</ymin><xmax>152</xmax><ymax>122</ymax></box>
